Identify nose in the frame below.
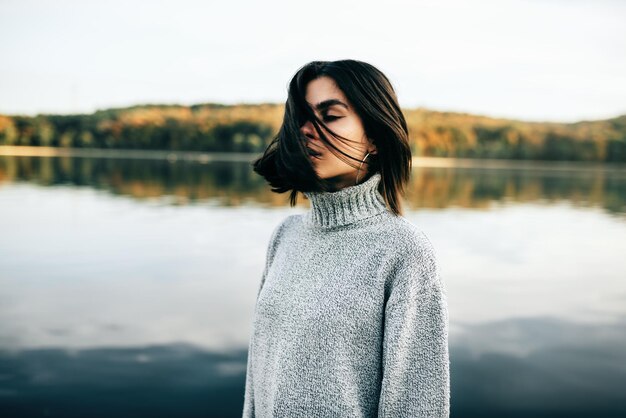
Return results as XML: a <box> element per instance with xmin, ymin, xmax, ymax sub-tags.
<box><xmin>300</xmin><ymin>119</ymin><xmax>316</xmax><ymax>140</ymax></box>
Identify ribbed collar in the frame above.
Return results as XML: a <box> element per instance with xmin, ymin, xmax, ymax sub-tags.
<box><xmin>302</xmin><ymin>172</ymin><xmax>389</xmax><ymax>229</ymax></box>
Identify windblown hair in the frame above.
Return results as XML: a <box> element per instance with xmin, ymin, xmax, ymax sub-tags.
<box><xmin>251</xmin><ymin>59</ymin><xmax>412</xmax><ymax>216</ymax></box>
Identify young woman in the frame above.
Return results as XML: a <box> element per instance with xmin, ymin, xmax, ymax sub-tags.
<box><xmin>243</xmin><ymin>59</ymin><xmax>450</xmax><ymax>417</ymax></box>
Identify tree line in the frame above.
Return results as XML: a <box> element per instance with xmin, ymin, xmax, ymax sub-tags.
<box><xmin>1</xmin><ymin>103</ymin><xmax>625</xmax><ymax>162</ymax></box>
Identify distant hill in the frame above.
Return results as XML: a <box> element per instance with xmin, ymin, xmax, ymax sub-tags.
<box><xmin>1</xmin><ymin>103</ymin><xmax>624</xmax><ymax>162</ymax></box>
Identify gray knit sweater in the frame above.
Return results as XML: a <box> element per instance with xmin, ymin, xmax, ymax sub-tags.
<box><xmin>242</xmin><ymin>172</ymin><xmax>450</xmax><ymax>417</ymax></box>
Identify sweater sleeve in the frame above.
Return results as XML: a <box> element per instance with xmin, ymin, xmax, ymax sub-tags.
<box><xmin>377</xmin><ymin>233</ymin><xmax>450</xmax><ymax>418</ymax></box>
<box><xmin>242</xmin><ymin>216</ymin><xmax>290</xmax><ymax>418</ymax></box>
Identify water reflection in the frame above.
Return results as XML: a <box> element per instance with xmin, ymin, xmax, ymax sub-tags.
<box><xmin>2</xmin><ymin>316</ymin><xmax>625</xmax><ymax>418</ymax></box>
<box><xmin>0</xmin><ymin>154</ymin><xmax>625</xmax><ymax>417</ymax></box>
<box><xmin>1</xmin><ymin>155</ymin><xmax>625</xmax><ymax>215</ymax></box>
<box><xmin>0</xmin><ymin>343</ymin><xmax>248</xmax><ymax>418</ymax></box>
<box><xmin>451</xmin><ymin>315</ymin><xmax>626</xmax><ymax>417</ymax></box>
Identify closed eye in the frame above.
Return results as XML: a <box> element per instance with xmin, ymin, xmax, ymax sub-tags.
<box><xmin>323</xmin><ymin>115</ymin><xmax>342</xmax><ymax>122</ymax></box>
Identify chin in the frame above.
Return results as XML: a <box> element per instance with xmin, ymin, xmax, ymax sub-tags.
<box><xmin>317</xmin><ymin>170</ymin><xmax>353</xmax><ymax>182</ymax></box>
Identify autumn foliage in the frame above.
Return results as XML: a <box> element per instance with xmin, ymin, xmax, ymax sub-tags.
<box><xmin>1</xmin><ymin>103</ymin><xmax>625</xmax><ymax>162</ymax></box>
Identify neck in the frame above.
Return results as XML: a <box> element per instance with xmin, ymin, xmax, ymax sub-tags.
<box><xmin>303</xmin><ymin>172</ymin><xmax>389</xmax><ymax>229</ymax></box>
<box><xmin>322</xmin><ymin>171</ymin><xmax>365</xmax><ymax>192</ymax></box>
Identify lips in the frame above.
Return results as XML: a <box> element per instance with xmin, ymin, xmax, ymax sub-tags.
<box><xmin>306</xmin><ymin>147</ymin><xmax>322</xmax><ymax>158</ymax></box>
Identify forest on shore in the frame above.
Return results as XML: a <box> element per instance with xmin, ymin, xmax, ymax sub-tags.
<box><xmin>1</xmin><ymin>103</ymin><xmax>625</xmax><ymax>162</ymax></box>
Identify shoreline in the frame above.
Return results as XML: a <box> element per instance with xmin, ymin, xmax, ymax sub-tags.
<box><xmin>1</xmin><ymin>145</ymin><xmax>625</xmax><ymax>172</ymax></box>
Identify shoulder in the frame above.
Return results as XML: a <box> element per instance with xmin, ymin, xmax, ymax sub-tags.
<box><xmin>262</xmin><ymin>214</ymin><xmax>300</xmax><ymax>266</ymax></box>
<box><xmin>383</xmin><ymin>215</ymin><xmax>440</xmax><ymax>292</ymax></box>
<box><xmin>378</xmin><ymin>213</ymin><xmax>437</xmax><ymax>258</ymax></box>
<box><xmin>266</xmin><ymin>213</ymin><xmax>300</xmax><ymax>249</ymax></box>
<box><xmin>270</xmin><ymin>213</ymin><xmax>300</xmax><ymax>237</ymax></box>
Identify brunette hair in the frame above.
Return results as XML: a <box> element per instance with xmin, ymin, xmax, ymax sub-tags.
<box><xmin>251</xmin><ymin>59</ymin><xmax>411</xmax><ymax>215</ymax></box>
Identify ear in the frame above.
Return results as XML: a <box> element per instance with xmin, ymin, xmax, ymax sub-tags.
<box><xmin>367</xmin><ymin>138</ymin><xmax>378</xmax><ymax>155</ymax></box>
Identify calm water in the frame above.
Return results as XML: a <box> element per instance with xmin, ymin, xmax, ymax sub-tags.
<box><xmin>1</xmin><ymin>154</ymin><xmax>625</xmax><ymax>418</ymax></box>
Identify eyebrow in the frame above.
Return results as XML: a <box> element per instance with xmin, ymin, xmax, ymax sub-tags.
<box><xmin>308</xmin><ymin>99</ymin><xmax>349</xmax><ymax>111</ymax></box>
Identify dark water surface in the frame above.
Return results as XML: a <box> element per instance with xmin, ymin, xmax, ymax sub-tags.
<box><xmin>1</xmin><ymin>155</ymin><xmax>625</xmax><ymax>417</ymax></box>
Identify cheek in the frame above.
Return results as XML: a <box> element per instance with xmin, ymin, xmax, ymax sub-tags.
<box><xmin>324</xmin><ymin>119</ymin><xmax>365</xmax><ymax>149</ymax></box>
<box><xmin>339</xmin><ymin>117</ymin><xmax>366</xmax><ymax>141</ymax></box>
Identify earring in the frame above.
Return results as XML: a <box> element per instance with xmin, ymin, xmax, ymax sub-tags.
<box><xmin>355</xmin><ymin>152</ymin><xmax>371</xmax><ymax>185</ymax></box>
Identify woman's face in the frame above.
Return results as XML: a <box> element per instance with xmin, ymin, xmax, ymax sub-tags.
<box><xmin>300</xmin><ymin>76</ymin><xmax>377</xmax><ymax>190</ymax></box>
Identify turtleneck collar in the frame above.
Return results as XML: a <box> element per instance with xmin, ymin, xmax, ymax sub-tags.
<box><xmin>302</xmin><ymin>172</ymin><xmax>389</xmax><ymax>229</ymax></box>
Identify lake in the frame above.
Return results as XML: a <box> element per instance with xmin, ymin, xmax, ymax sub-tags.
<box><xmin>1</xmin><ymin>153</ymin><xmax>625</xmax><ymax>418</ymax></box>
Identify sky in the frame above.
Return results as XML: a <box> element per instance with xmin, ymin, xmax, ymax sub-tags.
<box><xmin>0</xmin><ymin>0</ymin><xmax>624</xmax><ymax>123</ymax></box>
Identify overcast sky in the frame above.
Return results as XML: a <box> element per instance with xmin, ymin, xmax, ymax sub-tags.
<box><xmin>0</xmin><ymin>0</ymin><xmax>624</xmax><ymax>122</ymax></box>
